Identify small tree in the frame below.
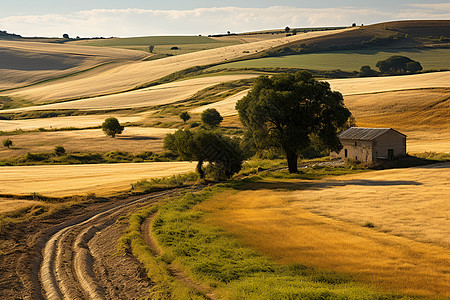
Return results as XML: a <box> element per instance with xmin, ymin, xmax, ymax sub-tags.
<box><xmin>101</xmin><ymin>117</ymin><xmax>124</xmax><ymax>138</ymax></box>
<box><xmin>201</xmin><ymin>108</ymin><xmax>223</xmax><ymax>128</ymax></box>
<box><xmin>179</xmin><ymin>111</ymin><xmax>191</xmax><ymax>123</ymax></box>
<box><xmin>292</xmin><ymin>29</ymin><xmax>297</xmax><ymax>35</ymax></box>
<box><xmin>54</xmin><ymin>146</ymin><xmax>66</xmax><ymax>156</ymax></box>
<box><xmin>285</xmin><ymin>26</ymin><xmax>290</xmax><ymax>33</ymax></box>
<box><xmin>352</xmin><ymin>23</ymin><xmax>357</xmax><ymax>27</ymax></box>
<box><xmin>164</xmin><ymin>129</ymin><xmax>244</xmax><ymax>179</ymax></box>
<box><xmin>149</xmin><ymin>45</ymin><xmax>154</xmax><ymax>53</ymax></box>
<box><xmin>359</xmin><ymin>65</ymin><xmax>378</xmax><ymax>77</ymax></box>
<box><xmin>3</xmin><ymin>138</ymin><xmax>13</xmax><ymax>148</ymax></box>
<box><xmin>63</xmin><ymin>33</ymin><xmax>69</xmax><ymax>39</ymax></box>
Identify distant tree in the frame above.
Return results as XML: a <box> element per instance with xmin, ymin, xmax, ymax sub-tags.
<box><xmin>352</xmin><ymin>23</ymin><xmax>357</xmax><ymax>27</ymax></box>
<box><xmin>291</xmin><ymin>29</ymin><xmax>297</xmax><ymax>35</ymax></box>
<box><xmin>164</xmin><ymin>129</ymin><xmax>244</xmax><ymax>179</ymax></box>
<box><xmin>54</xmin><ymin>146</ymin><xmax>66</xmax><ymax>156</ymax></box>
<box><xmin>227</xmin><ymin>31</ymin><xmax>231</xmax><ymax>35</ymax></box>
<box><xmin>2</xmin><ymin>138</ymin><xmax>13</xmax><ymax>148</ymax></box>
<box><xmin>101</xmin><ymin>117</ymin><xmax>124</xmax><ymax>138</ymax></box>
<box><xmin>149</xmin><ymin>45</ymin><xmax>154</xmax><ymax>53</ymax></box>
<box><xmin>236</xmin><ymin>71</ymin><xmax>351</xmax><ymax>173</ymax></box>
<box><xmin>376</xmin><ymin>56</ymin><xmax>423</xmax><ymax>74</ymax></box>
<box><xmin>201</xmin><ymin>108</ymin><xmax>223</xmax><ymax>128</ymax></box>
<box><xmin>179</xmin><ymin>111</ymin><xmax>191</xmax><ymax>123</ymax></box>
<box><xmin>63</xmin><ymin>33</ymin><xmax>69</xmax><ymax>39</ymax></box>
<box><xmin>359</xmin><ymin>65</ymin><xmax>378</xmax><ymax>77</ymax></box>
<box><xmin>285</xmin><ymin>26</ymin><xmax>290</xmax><ymax>33</ymax></box>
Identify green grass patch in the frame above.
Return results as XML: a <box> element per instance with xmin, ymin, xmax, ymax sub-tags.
<box><xmin>147</xmin><ymin>185</ymin><xmax>409</xmax><ymax>299</ymax></box>
<box><xmin>208</xmin><ymin>48</ymin><xmax>450</xmax><ymax>72</ymax></box>
<box><xmin>131</xmin><ymin>172</ymin><xmax>199</xmax><ymax>194</ymax></box>
<box><xmin>0</xmin><ymin>151</ymin><xmax>177</xmax><ymax>166</ymax></box>
<box><xmin>118</xmin><ymin>205</ymin><xmax>207</xmax><ymax>299</ymax></box>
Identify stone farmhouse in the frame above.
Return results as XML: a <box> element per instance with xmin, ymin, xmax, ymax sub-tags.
<box><xmin>331</xmin><ymin>127</ymin><xmax>407</xmax><ymax>163</ymax></box>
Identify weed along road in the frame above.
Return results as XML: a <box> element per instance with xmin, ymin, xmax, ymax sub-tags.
<box><xmin>37</xmin><ymin>188</ymin><xmax>199</xmax><ymax>299</ymax></box>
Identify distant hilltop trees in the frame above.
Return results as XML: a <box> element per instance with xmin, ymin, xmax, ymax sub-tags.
<box><xmin>0</xmin><ymin>30</ymin><xmax>22</xmax><ymax>39</ymax></box>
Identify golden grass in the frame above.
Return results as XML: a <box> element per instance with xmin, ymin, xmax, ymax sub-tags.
<box><xmin>189</xmin><ymin>89</ymin><xmax>250</xmax><ymax>116</ymax></box>
<box><xmin>2</xmin><ymin>75</ymin><xmax>257</xmax><ymax>112</ymax></box>
<box><xmin>0</xmin><ymin>198</ymin><xmax>45</xmax><ymax>213</ymax></box>
<box><xmin>0</xmin><ymin>127</ymin><xmax>175</xmax><ymax>159</ymax></box>
<box><xmin>198</xmin><ymin>163</ymin><xmax>450</xmax><ymax>297</ymax></box>
<box><xmin>328</xmin><ymin>71</ymin><xmax>450</xmax><ymax>95</ymax></box>
<box><xmin>1</xmin><ymin>28</ymin><xmax>354</xmax><ymax>103</ymax></box>
<box><xmin>0</xmin><ymin>40</ymin><xmax>147</xmax><ymax>91</ymax></box>
<box><xmin>0</xmin><ymin>161</ymin><xmax>194</xmax><ymax>197</ymax></box>
<box><xmin>0</xmin><ymin>114</ymin><xmax>143</xmax><ymax>131</ymax></box>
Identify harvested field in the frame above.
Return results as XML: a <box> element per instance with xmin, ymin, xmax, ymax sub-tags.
<box><xmin>0</xmin><ymin>161</ymin><xmax>194</xmax><ymax>197</ymax></box>
<box><xmin>2</xmin><ymin>75</ymin><xmax>257</xmax><ymax>112</ymax></box>
<box><xmin>198</xmin><ymin>163</ymin><xmax>450</xmax><ymax>297</ymax></box>
<box><xmin>0</xmin><ymin>114</ymin><xmax>143</xmax><ymax>132</ymax></box>
<box><xmin>0</xmin><ymin>198</ymin><xmax>44</xmax><ymax>214</ymax></box>
<box><xmin>328</xmin><ymin>71</ymin><xmax>450</xmax><ymax>95</ymax></box>
<box><xmin>0</xmin><ymin>127</ymin><xmax>175</xmax><ymax>159</ymax></box>
<box><xmin>0</xmin><ymin>40</ymin><xmax>147</xmax><ymax>91</ymax></box>
<box><xmin>1</xmin><ymin>28</ymin><xmax>354</xmax><ymax>103</ymax></box>
<box><xmin>189</xmin><ymin>89</ymin><xmax>250</xmax><ymax>116</ymax></box>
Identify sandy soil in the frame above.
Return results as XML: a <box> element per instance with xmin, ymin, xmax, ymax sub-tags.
<box><xmin>0</xmin><ymin>40</ymin><xmax>147</xmax><ymax>91</ymax></box>
<box><xmin>2</xmin><ymin>75</ymin><xmax>257</xmax><ymax>112</ymax></box>
<box><xmin>0</xmin><ymin>127</ymin><xmax>176</xmax><ymax>158</ymax></box>
<box><xmin>0</xmin><ymin>161</ymin><xmax>194</xmax><ymax>197</ymax></box>
<box><xmin>1</xmin><ymin>28</ymin><xmax>354</xmax><ymax>103</ymax></box>
<box><xmin>199</xmin><ymin>163</ymin><xmax>450</xmax><ymax>296</ymax></box>
<box><xmin>0</xmin><ymin>114</ymin><xmax>143</xmax><ymax>131</ymax></box>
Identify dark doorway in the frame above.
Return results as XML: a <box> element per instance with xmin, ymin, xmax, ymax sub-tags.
<box><xmin>388</xmin><ymin>149</ymin><xmax>394</xmax><ymax>160</ymax></box>
<box><xmin>344</xmin><ymin>149</ymin><xmax>348</xmax><ymax>158</ymax></box>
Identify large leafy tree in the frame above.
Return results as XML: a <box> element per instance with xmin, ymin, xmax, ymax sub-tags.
<box><xmin>164</xmin><ymin>129</ymin><xmax>244</xmax><ymax>179</ymax></box>
<box><xmin>376</xmin><ymin>56</ymin><xmax>422</xmax><ymax>74</ymax></box>
<box><xmin>101</xmin><ymin>117</ymin><xmax>124</xmax><ymax>138</ymax></box>
<box><xmin>236</xmin><ymin>71</ymin><xmax>351</xmax><ymax>173</ymax></box>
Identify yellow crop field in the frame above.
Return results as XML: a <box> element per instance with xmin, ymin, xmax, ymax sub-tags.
<box><xmin>0</xmin><ymin>198</ymin><xmax>45</xmax><ymax>214</ymax></box>
<box><xmin>2</xmin><ymin>75</ymin><xmax>257</xmax><ymax>112</ymax></box>
<box><xmin>0</xmin><ymin>161</ymin><xmax>194</xmax><ymax>197</ymax></box>
<box><xmin>198</xmin><ymin>163</ymin><xmax>450</xmax><ymax>297</ymax></box>
<box><xmin>0</xmin><ymin>114</ymin><xmax>143</xmax><ymax>132</ymax></box>
<box><xmin>1</xmin><ymin>28</ymin><xmax>354</xmax><ymax>103</ymax></box>
<box><xmin>328</xmin><ymin>71</ymin><xmax>450</xmax><ymax>95</ymax></box>
<box><xmin>0</xmin><ymin>40</ymin><xmax>147</xmax><ymax>91</ymax></box>
<box><xmin>0</xmin><ymin>127</ymin><xmax>175</xmax><ymax>159</ymax></box>
<box><xmin>189</xmin><ymin>89</ymin><xmax>250</xmax><ymax>116</ymax></box>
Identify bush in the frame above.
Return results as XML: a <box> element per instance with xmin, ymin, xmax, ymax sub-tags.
<box><xmin>201</xmin><ymin>108</ymin><xmax>223</xmax><ymax>128</ymax></box>
<box><xmin>2</xmin><ymin>138</ymin><xmax>13</xmax><ymax>148</ymax></box>
<box><xmin>54</xmin><ymin>146</ymin><xmax>66</xmax><ymax>156</ymax></box>
<box><xmin>376</xmin><ymin>56</ymin><xmax>423</xmax><ymax>74</ymax></box>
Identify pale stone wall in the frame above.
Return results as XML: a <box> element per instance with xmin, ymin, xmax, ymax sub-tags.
<box><xmin>373</xmin><ymin>131</ymin><xmax>407</xmax><ymax>160</ymax></box>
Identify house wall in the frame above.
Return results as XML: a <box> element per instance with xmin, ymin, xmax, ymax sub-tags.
<box><xmin>331</xmin><ymin>139</ymin><xmax>374</xmax><ymax>162</ymax></box>
<box><xmin>373</xmin><ymin>131</ymin><xmax>407</xmax><ymax>160</ymax></box>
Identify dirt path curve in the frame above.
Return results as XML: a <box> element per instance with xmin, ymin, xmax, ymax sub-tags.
<box><xmin>38</xmin><ymin>189</ymin><xmax>189</xmax><ymax>299</ymax></box>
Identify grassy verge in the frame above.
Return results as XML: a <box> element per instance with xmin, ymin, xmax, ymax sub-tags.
<box><xmin>131</xmin><ymin>173</ymin><xmax>198</xmax><ymax>194</ymax></box>
<box><xmin>0</xmin><ymin>150</ymin><xmax>177</xmax><ymax>166</ymax></box>
<box><xmin>144</xmin><ymin>184</ymin><xmax>409</xmax><ymax>299</ymax></box>
<box><xmin>118</xmin><ymin>205</ymin><xmax>207</xmax><ymax>299</ymax></box>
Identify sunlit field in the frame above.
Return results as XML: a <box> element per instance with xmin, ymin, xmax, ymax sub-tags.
<box><xmin>209</xmin><ymin>48</ymin><xmax>450</xmax><ymax>71</ymax></box>
<box><xmin>198</xmin><ymin>163</ymin><xmax>450</xmax><ymax>297</ymax></box>
<box><xmin>0</xmin><ymin>161</ymin><xmax>194</xmax><ymax>197</ymax></box>
<box><xmin>0</xmin><ymin>198</ymin><xmax>45</xmax><ymax>214</ymax></box>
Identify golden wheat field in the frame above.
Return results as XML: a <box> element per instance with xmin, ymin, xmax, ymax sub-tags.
<box><xmin>0</xmin><ymin>114</ymin><xmax>144</xmax><ymax>131</ymax></box>
<box><xmin>2</xmin><ymin>74</ymin><xmax>257</xmax><ymax>112</ymax></box>
<box><xmin>189</xmin><ymin>89</ymin><xmax>250</xmax><ymax>116</ymax></box>
<box><xmin>0</xmin><ymin>40</ymin><xmax>147</xmax><ymax>91</ymax></box>
<box><xmin>1</xmin><ymin>28</ymin><xmax>354</xmax><ymax>103</ymax></box>
<box><xmin>0</xmin><ymin>161</ymin><xmax>194</xmax><ymax>197</ymax></box>
<box><xmin>0</xmin><ymin>198</ymin><xmax>45</xmax><ymax>214</ymax></box>
<box><xmin>0</xmin><ymin>127</ymin><xmax>175</xmax><ymax>159</ymax></box>
<box><xmin>198</xmin><ymin>163</ymin><xmax>450</xmax><ymax>297</ymax></box>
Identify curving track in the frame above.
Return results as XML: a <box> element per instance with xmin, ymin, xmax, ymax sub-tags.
<box><xmin>38</xmin><ymin>189</ymin><xmax>192</xmax><ymax>299</ymax></box>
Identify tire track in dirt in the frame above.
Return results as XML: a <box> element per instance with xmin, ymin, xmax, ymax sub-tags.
<box><xmin>38</xmin><ymin>189</ymin><xmax>189</xmax><ymax>299</ymax></box>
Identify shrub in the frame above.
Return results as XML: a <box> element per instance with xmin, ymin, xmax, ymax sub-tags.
<box><xmin>54</xmin><ymin>146</ymin><xmax>66</xmax><ymax>156</ymax></box>
<box><xmin>2</xmin><ymin>138</ymin><xmax>13</xmax><ymax>148</ymax></box>
<box><xmin>201</xmin><ymin>108</ymin><xmax>223</xmax><ymax>128</ymax></box>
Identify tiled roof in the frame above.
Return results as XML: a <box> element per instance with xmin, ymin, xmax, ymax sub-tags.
<box><xmin>339</xmin><ymin>127</ymin><xmax>405</xmax><ymax>141</ymax></box>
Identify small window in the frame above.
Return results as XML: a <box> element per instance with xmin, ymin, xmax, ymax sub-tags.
<box><xmin>344</xmin><ymin>149</ymin><xmax>348</xmax><ymax>158</ymax></box>
<box><xmin>355</xmin><ymin>141</ymin><xmax>357</xmax><ymax>146</ymax></box>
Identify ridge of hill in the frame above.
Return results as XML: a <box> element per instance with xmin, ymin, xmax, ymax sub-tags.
<box><xmin>264</xmin><ymin>20</ymin><xmax>450</xmax><ymax>56</ymax></box>
<box><xmin>0</xmin><ymin>30</ymin><xmax>22</xmax><ymax>40</ymax></box>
